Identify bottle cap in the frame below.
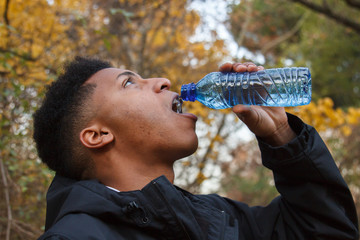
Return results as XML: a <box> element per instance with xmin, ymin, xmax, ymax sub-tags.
<box><xmin>181</xmin><ymin>83</ymin><xmax>196</xmax><ymax>102</ymax></box>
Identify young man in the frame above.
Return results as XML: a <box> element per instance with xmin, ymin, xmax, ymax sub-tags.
<box><xmin>34</xmin><ymin>57</ymin><xmax>358</xmax><ymax>239</ymax></box>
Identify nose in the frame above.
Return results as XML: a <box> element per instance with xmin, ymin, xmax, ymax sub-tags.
<box><xmin>148</xmin><ymin>78</ymin><xmax>171</xmax><ymax>93</ymax></box>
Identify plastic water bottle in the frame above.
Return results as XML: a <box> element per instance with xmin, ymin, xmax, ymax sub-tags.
<box><xmin>180</xmin><ymin>67</ymin><xmax>311</xmax><ymax>109</ymax></box>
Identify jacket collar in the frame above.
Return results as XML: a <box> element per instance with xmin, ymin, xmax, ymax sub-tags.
<box><xmin>44</xmin><ymin>175</ymin><xmax>206</xmax><ymax>239</ymax></box>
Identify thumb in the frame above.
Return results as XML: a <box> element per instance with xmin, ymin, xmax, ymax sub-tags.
<box><xmin>232</xmin><ymin>105</ymin><xmax>257</xmax><ymax>122</ymax></box>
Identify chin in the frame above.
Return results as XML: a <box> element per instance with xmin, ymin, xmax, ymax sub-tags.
<box><xmin>189</xmin><ymin>137</ymin><xmax>199</xmax><ymax>154</ymax></box>
<box><xmin>177</xmin><ymin>136</ymin><xmax>198</xmax><ymax>159</ymax></box>
<box><xmin>160</xmin><ymin>134</ymin><xmax>198</xmax><ymax>161</ymax></box>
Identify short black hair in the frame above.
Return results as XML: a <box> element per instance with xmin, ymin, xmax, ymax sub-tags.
<box><xmin>33</xmin><ymin>56</ymin><xmax>112</xmax><ymax>179</ymax></box>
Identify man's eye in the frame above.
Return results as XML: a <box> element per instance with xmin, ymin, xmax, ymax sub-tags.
<box><xmin>124</xmin><ymin>79</ymin><xmax>134</xmax><ymax>88</ymax></box>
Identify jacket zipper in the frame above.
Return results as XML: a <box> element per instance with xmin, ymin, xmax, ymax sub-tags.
<box><xmin>152</xmin><ymin>181</ymin><xmax>192</xmax><ymax>240</ymax></box>
<box><xmin>220</xmin><ymin>210</ymin><xmax>226</xmax><ymax>240</ymax></box>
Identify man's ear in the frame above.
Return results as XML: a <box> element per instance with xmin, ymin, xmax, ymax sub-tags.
<box><xmin>80</xmin><ymin>125</ymin><xmax>114</xmax><ymax>149</ymax></box>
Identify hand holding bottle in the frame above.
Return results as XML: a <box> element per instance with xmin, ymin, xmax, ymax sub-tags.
<box><xmin>181</xmin><ymin>64</ymin><xmax>311</xmax><ymax>108</ymax></box>
<box><xmin>219</xmin><ymin>62</ymin><xmax>296</xmax><ymax>147</ymax></box>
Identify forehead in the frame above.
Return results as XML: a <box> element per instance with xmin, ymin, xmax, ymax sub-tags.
<box><xmin>84</xmin><ymin>68</ymin><xmax>141</xmax><ymax>105</ymax></box>
<box><xmin>83</xmin><ymin>68</ymin><xmax>126</xmax><ymax>105</ymax></box>
<box><xmin>86</xmin><ymin>67</ymin><xmax>127</xmax><ymax>85</ymax></box>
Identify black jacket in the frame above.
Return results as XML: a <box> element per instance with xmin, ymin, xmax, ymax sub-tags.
<box><xmin>38</xmin><ymin>114</ymin><xmax>359</xmax><ymax>240</ymax></box>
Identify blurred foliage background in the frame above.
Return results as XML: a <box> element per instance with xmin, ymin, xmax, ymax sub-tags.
<box><xmin>0</xmin><ymin>0</ymin><xmax>360</xmax><ymax>239</ymax></box>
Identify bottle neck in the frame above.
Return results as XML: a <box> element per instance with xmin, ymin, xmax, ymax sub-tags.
<box><xmin>181</xmin><ymin>83</ymin><xmax>196</xmax><ymax>102</ymax></box>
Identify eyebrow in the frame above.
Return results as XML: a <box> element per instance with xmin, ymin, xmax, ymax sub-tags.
<box><xmin>115</xmin><ymin>71</ymin><xmax>137</xmax><ymax>81</ymax></box>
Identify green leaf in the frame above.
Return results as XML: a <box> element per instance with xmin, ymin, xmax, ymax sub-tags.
<box><xmin>103</xmin><ymin>38</ymin><xmax>112</xmax><ymax>51</ymax></box>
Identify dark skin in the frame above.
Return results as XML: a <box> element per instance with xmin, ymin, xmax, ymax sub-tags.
<box><xmin>80</xmin><ymin>62</ymin><xmax>296</xmax><ymax>191</ymax></box>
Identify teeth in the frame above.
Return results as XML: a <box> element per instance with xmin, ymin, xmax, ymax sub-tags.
<box><xmin>172</xmin><ymin>97</ymin><xmax>183</xmax><ymax>113</ymax></box>
<box><xmin>177</xmin><ymin>98</ymin><xmax>183</xmax><ymax>113</ymax></box>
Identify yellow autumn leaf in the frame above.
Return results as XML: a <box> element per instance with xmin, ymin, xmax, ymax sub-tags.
<box><xmin>196</xmin><ymin>171</ymin><xmax>208</xmax><ymax>185</ymax></box>
<box><xmin>213</xmin><ymin>134</ymin><xmax>224</xmax><ymax>143</ymax></box>
<box><xmin>198</xmin><ymin>162</ymin><xmax>205</xmax><ymax>169</ymax></box>
<box><xmin>182</xmin><ymin>161</ymin><xmax>191</xmax><ymax>167</ymax></box>
<box><xmin>341</xmin><ymin>125</ymin><xmax>352</xmax><ymax>137</ymax></box>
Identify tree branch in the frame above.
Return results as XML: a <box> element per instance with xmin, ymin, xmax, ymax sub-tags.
<box><xmin>0</xmin><ymin>157</ymin><xmax>12</xmax><ymax>240</ymax></box>
<box><xmin>234</xmin><ymin>0</ymin><xmax>253</xmax><ymax>61</ymax></box>
<box><xmin>290</xmin><ymin>0</ymin><xmax>360</xmax><ymax>34</ymax></box>
<box><xmin>12</xmin><ymin>219</ymin><xmax>42</xmax><ymax>239</ymax></box>
<box><xmin>186</xmin><ymin>114</ymin><xmax>228</xmax><ymax>192</ymax></box>
<box><xmin>3</xmin><ymin>0</ymin><xmax>10</xmax><ymax>26</ymax></box>
<box><xmin>135</xmin><ymin>0</ymin><xmax>170</xmax><ymax>75</ymax></box>
<box><xmin>344</xmin><ymin>0</ymin><xmax>360</xmax><ymax>9</ymax></box>
<box><xmin>261</xmin><ymin>12</ymin><xmax>309</xmax><ymax>54</ymax></box>
<box><xmin>0</xmin><ymin>48</ymin><xmax>37</xmax><ymax>61</ymax></box>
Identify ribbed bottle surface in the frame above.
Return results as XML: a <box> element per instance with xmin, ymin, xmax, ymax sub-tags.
<box><xmin>181</xmin><ymin>67</ymin><xmax>311</xmax><ymax>109</ymax></box>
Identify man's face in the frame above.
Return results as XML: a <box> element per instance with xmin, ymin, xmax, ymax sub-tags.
<box><xmin>85</xmin><ymin>68</ymin><xmax>198</xmax><ymax>162</ymax></box>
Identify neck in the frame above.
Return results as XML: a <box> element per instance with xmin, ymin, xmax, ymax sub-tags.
<box><xmin>94</xmin><ymin>152</ymin><xmax>175</xmax><ymax>192</ymax></box>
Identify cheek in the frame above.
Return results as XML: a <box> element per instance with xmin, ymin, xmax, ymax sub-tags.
<box><xmin>111</xmin><ymin>107</ymin><xmax>161</xmax><ymax>139</ymax></box>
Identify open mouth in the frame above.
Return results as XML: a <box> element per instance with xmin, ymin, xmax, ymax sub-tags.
<box><xmin>172</xmin><ymin>96</ymin><xmax>183</xmax><ymax>113</ymax></box>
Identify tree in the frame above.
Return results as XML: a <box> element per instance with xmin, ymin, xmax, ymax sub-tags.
<box><xmin>1</xmin><ymin>0</ymin><xmax>82</xmax><ymax>238</ymax></box>
<box><xmin>221</xmin><ymin>138</ymin><xmax>279</xmax><ymax>206</ymax></box>
<box><xmin>227</xmin><ymin>0</ymin><xmax>360</xmax><ymax>107</ymax></box>
<box><xmin>338</xmin><ymin>124</ymin><xmax>360</xmax><ymax>219</ymax></box>
<box><xmin>289</xmin><ymin>0</ymin><xmax>360</xmax><ymax>34</ymax></box>
<box><xmin>220</xmin><ymin>0</ymin><xmax>360</xmax><ymax>222</ymax></box>
<box><xmin>0</xmin><ymin>0</ymin><xmax>230</xmax><ymax>238</ymax></box>
<box><xmin>220</xmin><ymin>98</ymin><xmax>360</xmax><ymax>209</ymax></box>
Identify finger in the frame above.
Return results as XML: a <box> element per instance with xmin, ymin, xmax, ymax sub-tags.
<box><xmin>233</xmin><ymin>105</ymin><xmax>263</xmax><ymax>135</ymax></box>
<box><xmin>243</xmin><ymin>62</ymin><xmax>256</xmax><ymax>67</ymax></box>
<box><xmin>232</xmin><ymin>105</ymin><xmax>253</xmax><ymax>121</ymax></box>
<box><xmin>234</xmin><ymin>62</ymin><xmax>261</xmax><ymax>72</ymax></box>
<box><xmin>247</xmin><ymin>64</ymin><xmax>259</xmax><ymax>72</ymax></box>
<box><xmin>234</xmin><ymin>64</ymin><xmax>248</xmax><ymax>72</ymax></box>
<box><xmin>221</xmin><ymin>62</ymin><xmax>264</xmax><ymax>73</ymax></box>
<box><xmin>219</xmin><ymin>62</ymin><xmax>233</xmax><ymax>72</ymax></box>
